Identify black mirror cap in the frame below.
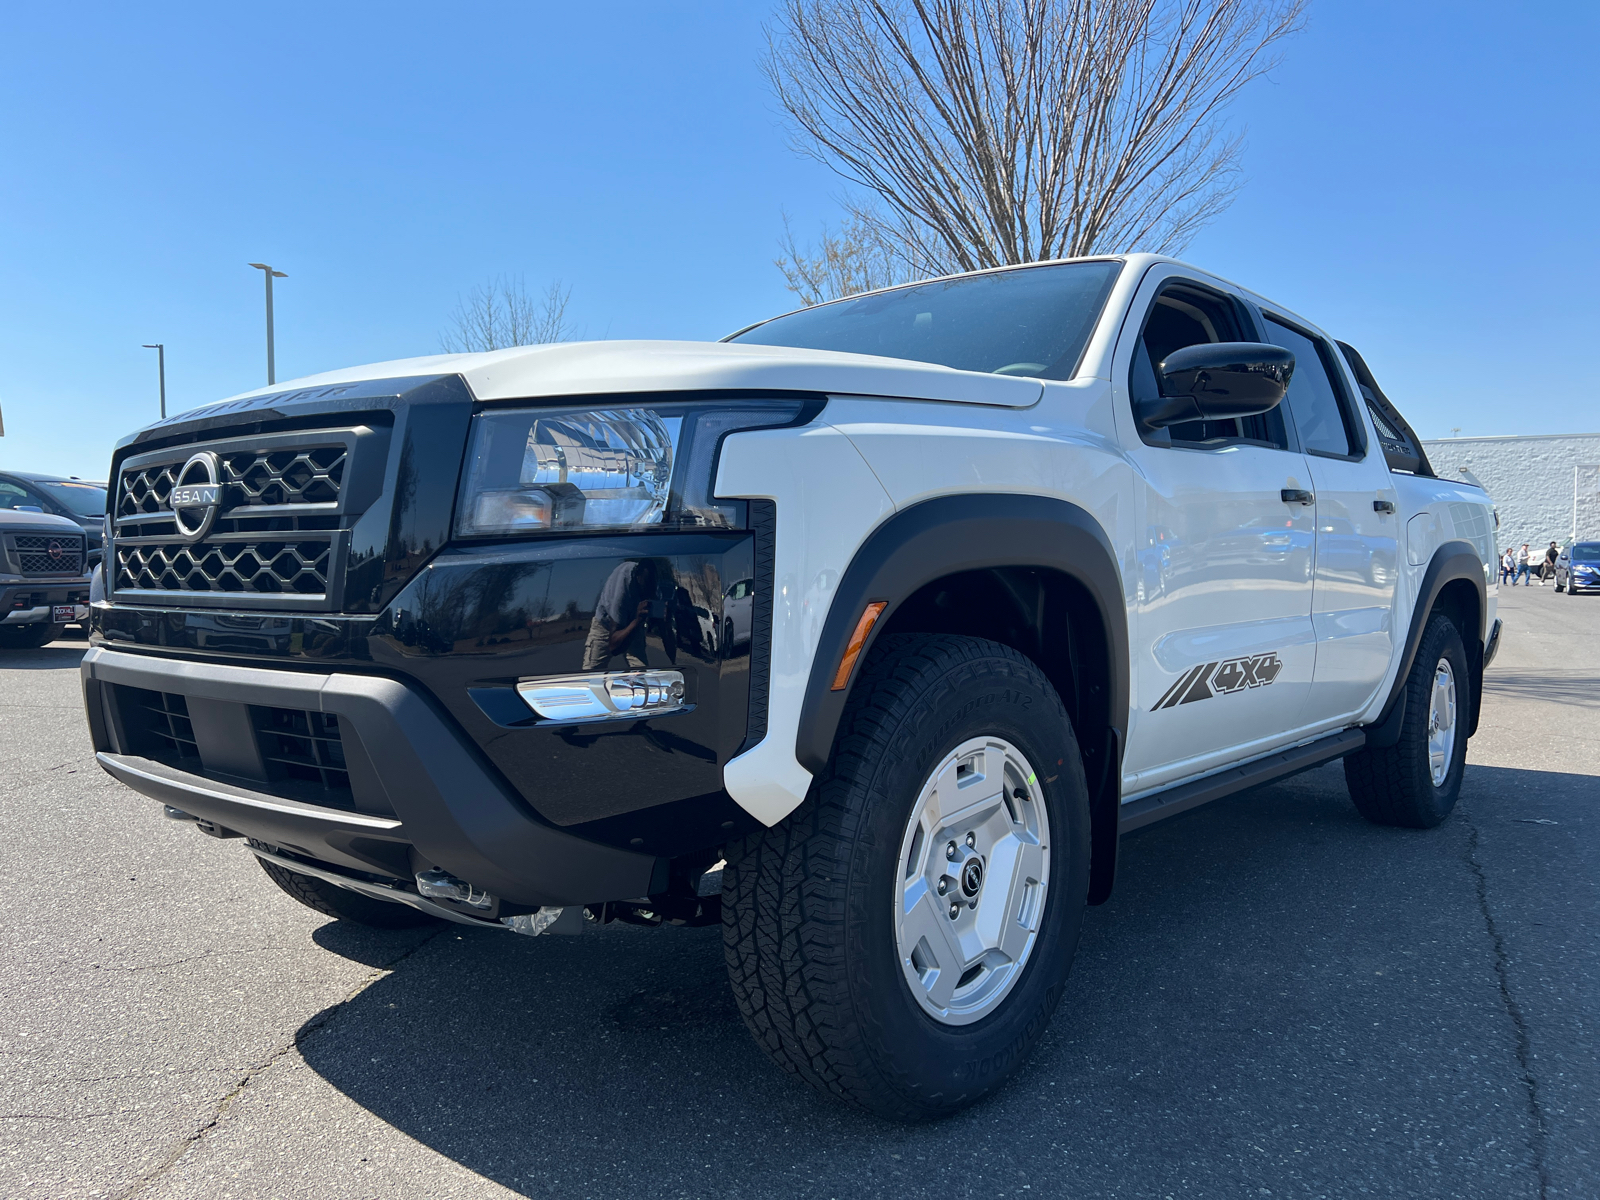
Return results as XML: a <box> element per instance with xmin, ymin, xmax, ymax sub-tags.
<box><xmin>1138</xmin><ymin>342</ymin><xmax>1295</xmax><ymax>430</ymax></box>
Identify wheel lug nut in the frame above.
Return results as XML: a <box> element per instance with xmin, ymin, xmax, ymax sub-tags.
<box><xmin>937</xmin><ymin>878</ymin><xmax>948</xmax><ymax>895</ymax></box>
<box><xmin>948</xmin><ymin>902</ymin><xmax>961</xmax><ymax>919</ymax></box>
<box><xmin>965</xmin><ymin>832</ymin><xmax>976</xmax><ymax>848</ymax></box>
<box><xmin>946</xmin><ymin>841</ymin><xmax>958</xmax><ymax>860</ymax></box>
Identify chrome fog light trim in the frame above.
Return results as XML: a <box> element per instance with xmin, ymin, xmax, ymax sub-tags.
<box><xmin>516</xmin><ymin>670</ymin><xmax>687</xmax><ymax>723</ymax></box>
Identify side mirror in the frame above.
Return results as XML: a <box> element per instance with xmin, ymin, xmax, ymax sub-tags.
<box><xmin>1135</xmin><ymin>341</ymin><xmax>1295</xmax><ymax>431</ymax></box>
<box><xmin>14</xmin><ymin>505</ymin><xmax>45</xmax><ymax>514</ymax></box>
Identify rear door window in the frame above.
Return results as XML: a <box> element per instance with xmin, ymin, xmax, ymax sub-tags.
<box><xmin>1264</xmin><ymin>318</ymin><xmax>1364</xmax><ymax>459</ymax></box>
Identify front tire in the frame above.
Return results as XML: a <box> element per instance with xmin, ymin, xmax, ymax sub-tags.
<box><xmin>722</xmin><ymin>634</ymin><xmax>1090</xmax><ymax>1120</ymax></box>
<box><xmin>1345</xmin><ymin>612</ymin><xmax>1469</xmax><ymax>828</ymax></box>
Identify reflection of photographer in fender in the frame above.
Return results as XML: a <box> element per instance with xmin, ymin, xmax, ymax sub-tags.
<box><xmin>582</xmin><ymin>560</ymin><xmax>658</xmax><ymax>670</ymax></box>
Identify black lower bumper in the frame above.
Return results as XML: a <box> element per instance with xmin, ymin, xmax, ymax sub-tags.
<box><xmin>81</xmin><ymin>646</ymin><xmax>662</xmax><ymax>906</ymax></box>
<box><xmin>3</xmin><ymin>581</ymin><xmax>91</xmax><ymax>625</ymax></box>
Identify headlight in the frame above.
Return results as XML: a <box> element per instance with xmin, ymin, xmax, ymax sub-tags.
<box><xmin>455</xmin><ymin>400</ymin><xmax>811</xmax><ymax>537</ymax></box>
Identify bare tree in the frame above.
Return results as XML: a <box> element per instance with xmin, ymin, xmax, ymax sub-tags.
<box><xmin>767</xmin><ymin>0</ymin><xmax>1306</xmax><ymax>278</ymax></box>
<box><xmin>775</xmin><ymin>209</ymin><xmax>916</xmax><ymax>305</ymax></box>
<box><xmin>440</xmin><ymin>275</ymin><xmax>574</xmax><ymax>352</ymax></box>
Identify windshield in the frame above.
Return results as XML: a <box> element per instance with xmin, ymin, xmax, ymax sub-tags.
<box><xmin>730</xmin><ymin>260</ymin><xmax>1122</xmax><ymax>380</ymax></box>
<box><xmin>1571</xmin><ymin>543</ymin><xmax>1600</xmax><ymax>562</ymax></box>
<box><xmin>33</xmin><ymin>479</ymin><xmax>107</xmax><ymax>518</ymax></box>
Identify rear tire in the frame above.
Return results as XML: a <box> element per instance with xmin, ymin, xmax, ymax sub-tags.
<box><xmin>1345</xmin><ymin>612</ymin><xmax>1469</xmax><ymax>829</ymax></box>
<box><xmin>255</xmin><ymin>855</ymin><xmax>442</xmax><ymax>929</ymax></box>
<box><xmin>722</xmin><ymin>634</ymin><xmax>1090</xmax><ymax>1120</ymax></box>
<box><xmin>0</xmin><ymin>622</ymin><xmax>64</xmax><ymax>649</ymax></box>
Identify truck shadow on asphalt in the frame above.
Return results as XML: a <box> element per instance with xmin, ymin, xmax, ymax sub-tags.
<box><xmin>0</xmin><ymin>642</ymin><xmax>88</xmax><ymax>670</ymax></box>
<box><xmin>291</xmin><ymin>761</ymin><xmax>1575</xmax><ymax>1198</ymax></box>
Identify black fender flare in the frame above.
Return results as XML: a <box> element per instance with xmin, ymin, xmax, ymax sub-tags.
<box><xmin>794</xmin><ymin>493</ymin><xmax>1129</xmax><ymax>902</ymax></box>
<box><xmin>1365</xmin><ymin>540</ymin><xmax>1488</xmax><ymax>748</ymax></box>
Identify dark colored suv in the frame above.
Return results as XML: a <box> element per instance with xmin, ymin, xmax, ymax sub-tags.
<box><xmin>0</xmin><ymin>508</ymin><xmax>92</xmax><ymax>648</ymax></box>
<box><xmin>0</xmin><ymin>472</ymin><xmax>107</xmax><ymax>567</ymax></box>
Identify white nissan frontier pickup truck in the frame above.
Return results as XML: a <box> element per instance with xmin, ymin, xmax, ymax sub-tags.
<box><xmin>83</xmin><ymin>254</ymin><xmax>1499</xmax><ymax>1119</ymax></box>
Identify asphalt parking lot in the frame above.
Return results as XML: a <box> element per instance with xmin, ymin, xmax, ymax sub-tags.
<box><xmin>2</xmin><ymin>586</ymin><xmax>1594</xmax><ymax>1200</ymax></box>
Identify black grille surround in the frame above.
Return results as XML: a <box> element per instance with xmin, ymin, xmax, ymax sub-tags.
<box><xmin>111</xmin><ymin>425</ymin><xmax>387</xmax><ymax>612</ymax></box>
<box><xmin>254</xmin><ymin>707</ymin><xmax>351</xmax><ymax>792</ymax></box>
<box><xmin>8</xmin><ymin>532</ymin><xmax>87</xmax><ymax>576</ymax></box>
<box><xmin>738</xmin><ymin>499</ymin><xmax>776</xmax><ymax>755</ymax></box>
<box><xmin>118</xmin><ymin>445</ymin><xmax>348</xmax><ymax>518</ymax></box>
<box><xmin>117</xmin><ymin>539</ymin><xmax>333</xmax><ymax>596</ymax></box>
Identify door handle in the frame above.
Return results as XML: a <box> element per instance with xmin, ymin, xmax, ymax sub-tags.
<box><xmin>1280</xmin><ymin>488</ymin><xmax>1315</xmax><ymax>505</ymax></box>
<box><xmin>1373</xmin><ymin>499</ymin><xmax>1396</xmax><ymax>514</ymax></box>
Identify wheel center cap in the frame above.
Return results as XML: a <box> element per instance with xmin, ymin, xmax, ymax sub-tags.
<box><xmin>960</xmin><ymin>858</ymin><xmax>984</xmax><ymax>898</ymax></box>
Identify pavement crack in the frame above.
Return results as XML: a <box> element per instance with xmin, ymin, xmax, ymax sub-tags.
<box><xmin>111</xmin><ymin>925</ymin><xmax>450</xmax><ymax>1200</ymax></box>
<box><xmin>1463</xmin><ymin>806</ymin><xmax>1550</xmax><ymax>1199</ymax></box>
<box><xmin>0</xmin><ymin>1112</ymin><xmax>118</xmax><ymax>1121</ymax></box>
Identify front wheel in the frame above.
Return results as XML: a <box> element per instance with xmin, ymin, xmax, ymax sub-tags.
<box><xmin>722</xmin><ymin>634</ymin><xmax>1090</xmax><ymax>1120</ymax></box>
<box><xmin>1344</xmin><ymin>612</ymin><xmax>1469</xmax><ymax>828</ymax></box>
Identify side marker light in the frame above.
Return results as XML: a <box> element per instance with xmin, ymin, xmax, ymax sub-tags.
<box><xmin>831</xmin><ymin>601</ymin><xmax>887</xmax><ymax>691</ymax></box>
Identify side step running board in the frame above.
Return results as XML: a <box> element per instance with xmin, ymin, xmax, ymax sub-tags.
<box><xmin>1118</xmin><ymin>728</ymin><xmax>1367</xmax><ymax>834</ymax></box>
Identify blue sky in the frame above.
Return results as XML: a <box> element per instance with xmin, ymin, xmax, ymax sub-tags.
<box><xmin>2</xmin><ymin>1</ymin><xmax>1595</xmax><ymax>478</ymax></box>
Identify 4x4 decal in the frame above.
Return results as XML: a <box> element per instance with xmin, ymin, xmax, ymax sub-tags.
<box><xmin>1152</xmin><ymin>653</ymin><xmax>1283</xmax><ymax>710</ymax></box>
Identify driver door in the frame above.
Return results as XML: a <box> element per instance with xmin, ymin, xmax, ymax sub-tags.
<box><xmin>1113</xmin><ymin>267</ymin><xmax>1318</xmax><ymax>796</ymax></box>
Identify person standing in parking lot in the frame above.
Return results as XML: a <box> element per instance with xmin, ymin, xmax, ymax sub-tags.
<box><xmin>1543</xmin><ymin>541</ymin><xmax>1559</xmax><ymax>584</ymax></box>
<box><xmin>1501</xmin><ymin>548</ymin><xmax>1515</xmax><ymax>584</ymax></box>
<box><xmin>1515</xmin><ymin>543</ymin><xmax>1533</xmax><ymax>585</ymax></box>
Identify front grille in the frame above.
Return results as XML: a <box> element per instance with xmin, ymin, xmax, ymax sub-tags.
<box><xmin>118</xmin><ymin>446</ymin><xmax>347</xmax><ymax>518</ymax></box>
<box><xmin>110</xmin><ymin>685</ymin><xmax>372</xmax><ymax>810</ymax></box>
<box><xmin>138</xmin><ymin>691</ymin><xmax>201</xmax><ymax>763</ymax></box>
<box><xmin>253</xmin><ymin>707</ymin><xmax>351</xmax><ymax>792</ymax></box>
<box><xmin>111</xmin><ymin>425</ymin><xmax>384</xmax><ymax>611</ymax></box>
<box><xmin>11</xmin><ymin>533</ymin><xmax>85</xmax><ymax>575</ymax></box>
<box><xmin>116</xmin><ymin>540</ymin><xmax>330</xmax><ymax>595</ymax></box>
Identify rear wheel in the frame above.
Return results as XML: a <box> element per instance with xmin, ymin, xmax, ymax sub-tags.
<box><xmin>722</xmin><ymin>634</ymin><xmax>1090</xmax><ymax>1120</ymax></box>
<box><xmin>255</xmin><ymin>855</ymin><xmax>442</xmax><ymax>929</ymax></box>
<box><xmin>1345</xmin><ymin>612</ymin><xmax>1469</xmax><ymax>828</ymax></box>
<box><xmin>0</xmin><ymin>622</ymin><xmax>64</xmax><ymax>649</ymax></box>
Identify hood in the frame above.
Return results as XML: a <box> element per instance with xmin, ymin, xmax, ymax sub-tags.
<box><xmin>0</xmin><ymin>509</ymin><xmax>87</xmax><ymax>535</ymax></box>
<box><xmin>118</xmin><ymin>340</ymin><xmax>1045</xmax><ymax>450</ymax></box>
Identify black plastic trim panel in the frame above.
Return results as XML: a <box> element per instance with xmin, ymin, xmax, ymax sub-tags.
<box><xmin>1364</xmin><ymin>540</ymin><xmax>1487</xmax><ymax>748</ymax></box>
<box><xmin>1119</xmin><ymin>729</ymin><xmax>1365</xmax><ymax>833</ymax></box>
<box><xmin>795</xmin><ymin>494</ymin><xmax>1128</xmax><ymax>773</ymax></box>
<box><xmin>81</xmin><ymin>646</ymin><xmax>659</xmax><ymax>905</ymax></box>
<box><xmin>738</xmin><ymin>499</ymin><xmax>776</xmax><ymax>755</ymax></box>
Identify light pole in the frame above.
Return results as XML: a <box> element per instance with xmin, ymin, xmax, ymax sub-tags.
<box><xmin>247</xmin><ymin>262</ymin><xmax>288</xmax><ymax>384</ymax></box>
<box><xmin>141</xmin><ymin>343</ymin><xmax>166</xmax><ymax>418</ymax></box>
<box><xmin>1577</xmin><ymin>465</ymin><xmax>1599</xmax><ymax>543</ymax></box>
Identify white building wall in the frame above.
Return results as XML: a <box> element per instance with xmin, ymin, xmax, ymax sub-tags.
<box><xmin>1422</xmin><ymin>433</ymin><xmax>1600</xmax><ymax>553</ymax></box>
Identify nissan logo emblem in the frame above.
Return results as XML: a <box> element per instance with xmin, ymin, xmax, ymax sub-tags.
<box><xmin>47</xmin><ymin>540</ymin><xmax>63</xmax><ymax>561</ymax></box>
<box><xmin>169</xmin><ymin>451</ymin><xmax>223</xmax><ymax>543</ymax></box>
<box><xmin>960</xmin><ymin>858</ymin><xmax>984</xmax><ymax>897</ymax></box>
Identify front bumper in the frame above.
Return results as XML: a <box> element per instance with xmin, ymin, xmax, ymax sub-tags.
<box><xmin>3</xmin><ymin>581</ymin><xmax>91</xmax><ymax>624</ymax></box>
<box><xmin>81</xmin><ymin>646</ymin><xmax>662</xmax><ymax>907</ymax></box>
